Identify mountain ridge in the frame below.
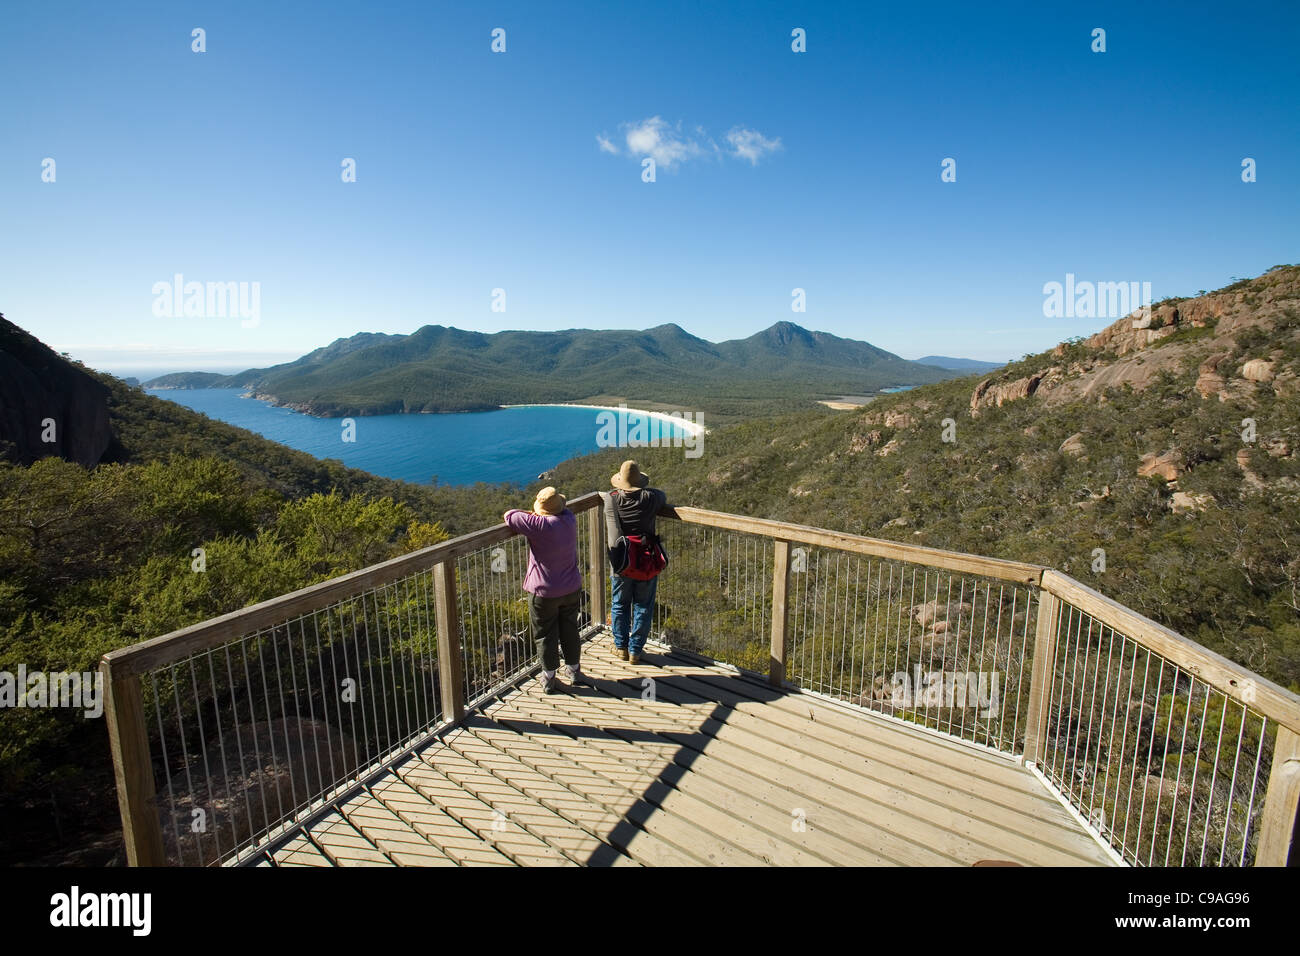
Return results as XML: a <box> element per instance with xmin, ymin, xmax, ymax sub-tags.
<box><xmin>142</xmin><ymin>321</ymin><xmax>960</xmax><ymax>418</ymax></box>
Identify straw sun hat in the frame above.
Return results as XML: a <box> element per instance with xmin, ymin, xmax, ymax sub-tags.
<box><xmin>610</xmin><ymin>460</ymin><xmax>649</xmax><ymax>491</ymax></box>
<box><xmin>533</xmin><ymin>486</ymin><xmax>566</xmax><ymax>516</ymax></box>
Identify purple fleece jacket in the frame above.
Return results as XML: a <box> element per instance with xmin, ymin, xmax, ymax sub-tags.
<box><xmin>503</xmin><ymin>508</ymin><xmax>582</xmax><ymax>597</ymax></box>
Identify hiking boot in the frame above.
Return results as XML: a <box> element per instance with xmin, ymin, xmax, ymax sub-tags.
<box><xmin>616</xmin><ymin>647</ymin><xmax>629</xmax><ymax>661</ymax></box>
<box><xmin>629</xmin><ymin>653</ymin><xmax>644</xmax><ymax>665</ymax></box>
<box><xmin>563</xmin><ymin>664</ymin><xmax>589</xmax><ymax>686</ymax></box>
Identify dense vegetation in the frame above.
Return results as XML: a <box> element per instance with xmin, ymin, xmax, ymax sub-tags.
<box><xmin>145</xmin><ymin>321</ymin><xmax>959</xmax><ymax>420</ymax></box>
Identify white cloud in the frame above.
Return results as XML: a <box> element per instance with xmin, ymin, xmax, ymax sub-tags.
<box><xmin>598</xmin><ymin>117</ymin><xmax>780</xmax><ymax>169</ymax></box>
<box><xmin>622</xmin><ymin>116</ymin><xmax>703</xmax><ymax>168</ymax></box>
<box><xmin>725</xmin><ymin>127</ymin><xmax>782</xmax><ymax>165</ymax></box>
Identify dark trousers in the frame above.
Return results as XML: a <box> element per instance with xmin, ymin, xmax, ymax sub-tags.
<box><xmin>529</xmin><ymin>588</ymin><xmax>581</xmax><ymax>671</ymax></box>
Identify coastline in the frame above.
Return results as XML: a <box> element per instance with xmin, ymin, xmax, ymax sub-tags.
<box><xmin>146</xmin><ymin>387</ymin><xmax>708</xmax><ymax>439</ymax></box>
<box><xmin>499</xmin><ymin>402</ymin><xmax>707</xmax><ymax>438</ymax></box>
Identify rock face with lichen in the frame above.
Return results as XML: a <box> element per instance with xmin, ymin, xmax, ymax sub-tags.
<box><xmin>970</xmin><ymin>373</ymin><xmax>1046</xmax><ymax>417</ymax></box>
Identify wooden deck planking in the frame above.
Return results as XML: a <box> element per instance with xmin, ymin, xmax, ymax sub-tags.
<box><xmin>253</xmin><ymin>636</ymin><xmax>1114</xmax><ymax>867</ymax></box>
<box><xmin>575</xmin><ymin>644</ymin><xmax>1112</xmax><ymax>865</ymax></box>
<box><xmin>496</xmin><ymin>654</ymin><xmax>992</xmax><ymax>865</ymax></box>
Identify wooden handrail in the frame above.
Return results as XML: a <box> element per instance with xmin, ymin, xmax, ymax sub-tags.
<box><xmin>1041</xmin><ymin>570</ymin><xmax>1300</xmax><ymax>737</ymax></box>
<box><xmin>672</xmin><ymin>507</ymin><xmax>1046</xmax><ymax>585</ymax></box>
<box><xmin>101</xmin><ymin>492</ymin><xmax>603</xmax><ymax>680</ymax></box>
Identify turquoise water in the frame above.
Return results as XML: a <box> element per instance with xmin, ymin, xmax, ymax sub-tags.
<box><xmin>151</xmin><ymin>389</ymin><xmax>689</xmax><ymax>486</ymax></box>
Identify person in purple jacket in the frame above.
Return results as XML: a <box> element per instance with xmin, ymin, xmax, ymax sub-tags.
<box><xmin>503</xmin><ymin>486</ymin><xmax>586</xmax><ymax>694</ymax></box>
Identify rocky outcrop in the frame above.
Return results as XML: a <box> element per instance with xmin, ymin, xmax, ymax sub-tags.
<box><xmin>1170</xmin><ymin>491</ymin><xmax>1213</xmax><ymax>514</ymax></box>
<box><xmin>1240</xmin><ymin>358</ymin><xmax>1276</xmax><ymax>383</ymax></box>
<box><xmin>1264</xmin><ymin>437</ymin><xmax>1292</xmax><ymax>458</ymax></box>
<box><xmin>847</xmin><ymin>430</ymin><xmax>882</xmax><ymax>454</ymax></box>
<box><xmin>1195</xmin><ymin>353</ymin><xmax>1231</xmax><ymax>399</ymax></box>
<box><xmin>1236</xmin><ymin>448</ymin><xmax>1268</xmax><ymax>491</ymax></box>
<box><xmin>0</xmin><ymin>316</ymin><xmax>117</xmax><ymax>466</ymax></box>
<box><xmin>1138</xmin><ymin>450</ymin><xmax>1183</xmax><ymax>481</ymax></box>
<box><xmin>883</xmin><ymin>410</ymin><xmax>916</xmax><ymax>430</ymax></box>
<box><xmin>960</xmin><ymin>270</ymin><xmax>1299</xmax><ymax>417</ymax></box>
<box><xmin>970</xmin><ymin>373</ymin><xmax>1046</xmax><ymax>417</ymax></box>
<box><xmin>1059</xmin><ymin>432</ymin><xmax>1086</xmax><ymax>457</ymax></box>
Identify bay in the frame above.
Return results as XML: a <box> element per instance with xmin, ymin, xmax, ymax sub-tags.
<box><xmin>149</xmin><ymin>388</ymin><xmax>690</xmax><ymax>486</ymax></box>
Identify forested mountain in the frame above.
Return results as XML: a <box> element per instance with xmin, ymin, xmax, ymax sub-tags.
<box><xmin>144</xmin><ymin>321</ymin><xmax>957</xmax><ymax>418</ymax></box>
<box><xmin>546</xmin><ymin>265</ymin><xmax>1300</xmax><ymax>691</ymax></box>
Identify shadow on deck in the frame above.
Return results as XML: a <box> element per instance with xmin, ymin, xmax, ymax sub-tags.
<box><xmin>252</xmin><ymin>635</ymin><xmax>1115</xmax><ymax>867</ymax></box>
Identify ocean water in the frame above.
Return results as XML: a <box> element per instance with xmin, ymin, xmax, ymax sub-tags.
<box><xmin>150</xmin><ymin>389</ymin><xmax>690</xmax><ymax>486</ymax></box>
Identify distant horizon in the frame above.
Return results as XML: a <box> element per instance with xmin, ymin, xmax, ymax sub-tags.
<box><xmin>6</xmin><ymin>1</ymin><xmax>1296</xmax><ymax>372</ymax></box>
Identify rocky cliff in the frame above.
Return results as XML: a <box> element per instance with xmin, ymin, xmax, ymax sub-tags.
<box><xmin>0</xmin><ymin>315</ymin><xmax>118</xmax><ymax>466</ymax></box>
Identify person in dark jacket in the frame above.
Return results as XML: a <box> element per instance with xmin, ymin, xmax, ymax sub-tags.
<box><xmin>602</xmin><ymin>460</ymin><xmax>676</xmax><ymax>664</ymax></box>
<box><xmin>504</xmin><ymin>486</ymin><xmax>585</xmax><ymax>693</ymax></box>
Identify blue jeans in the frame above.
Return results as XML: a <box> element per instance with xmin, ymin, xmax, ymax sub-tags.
<box><xmin>611</xmin><ymin>574</ymin><xmax>658</xmax><ymax>655</ymax></box>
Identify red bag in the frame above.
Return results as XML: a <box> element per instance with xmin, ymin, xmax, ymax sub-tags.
<box><xmin>615</xmin><ymin>533</ymin><xmax>667</xmax><ymax>580</ymax></box>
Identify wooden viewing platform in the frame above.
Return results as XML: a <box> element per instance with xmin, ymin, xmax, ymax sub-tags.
<box><xmin>256</xmin><ymin>639</ymin><xmax>1114</xmax><ymax>867</ymax></box>
<box><xmin>102</xmin><ymin>495</ymin><xmax>1300</xmax><ymax>868</ymax></box>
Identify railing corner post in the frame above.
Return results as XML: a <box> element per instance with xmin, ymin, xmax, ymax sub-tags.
<box><xmin>769</xmin><ymin>539</ymin><xmax>792</xmax><ymax>687</ymax></box>
<box><xmin>434</xmin><ymin>560</ymin><xmax>466</xmax><ymax>723</ymax></box>
<box><xmin>102</xmin><ymin>660</ymin><xmax>166</xmax><ymax>866</ymax></box>
<box><xmin>1023</xmin><ymin>586</ymin><xmax>1061</xmax><ymax>766</ymax></box>
<box><xmin>1257</xmin><ymin>725</ymin><xmax>1300</xmax><ymax>866</ymax></box>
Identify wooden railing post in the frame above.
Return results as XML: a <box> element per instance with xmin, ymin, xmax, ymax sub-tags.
<box><xmin>1258</xmin><ymin>726</ymin><xmax>1300</xmax><ymax>866</ymax></box>
<box><xmin>1022</xmin><ymin>587</ymin><xmax>1061</xmax><ymax>766</ymax></box>
<box><xmin>101</xmin><ymin>662</ymin><xmax>166</xmax><ymax>866</ymax></box>
<box><xmin>434</xmin><ymin>560</ymin><xmax>465</xmax><ymax>723</ymax></box>
<box><xmin>769</xmin><ymin>540</ymin><xmax>792</xmax><ymax>686</ymax></box>
<box><xmin>587</xmin><ymin>503</ymin><xmax>606</xmax><ymax>630</ymax></box>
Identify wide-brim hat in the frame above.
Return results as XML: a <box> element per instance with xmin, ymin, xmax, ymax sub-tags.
<box><xmin>611</xmin><ymin>459</ymin><xmax>648</xmax><ymax>491</ymax></box>
<box><xmin>533</xmin><ymin>486</ymin><xmax>566</xmax><ymax>515</ymax></box>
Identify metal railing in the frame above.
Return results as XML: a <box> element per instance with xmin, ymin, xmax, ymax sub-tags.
<box><xmin>103</xmin><ymin>497</ymin><xmax>1300</xmax><ymax>867</ymax></box>
<box><xmin>1032</xmin><ymin>595</ymin><xmax>1273</xmax><ymax>866</ymax></box>
<box><xmin>101</xmin><ymin>493</ymin><xmax>606</xmax><ymax>866</ymax></box>
<box><xmin>658</xmin><ymin>507</ymin><xmax>1300</xmax><ymax>867</ymax></box>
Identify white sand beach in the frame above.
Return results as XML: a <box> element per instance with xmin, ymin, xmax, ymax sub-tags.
<box><xmin>499</xmin><ymin>402</ymin><xmax>707</xmax><ymax>438</ymax></box>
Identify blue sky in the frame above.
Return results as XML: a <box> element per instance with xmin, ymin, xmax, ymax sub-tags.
<box><xmin>1</xmin><ymin>0</ymin><xmax>1297</xmax><ymax>371</ymax></box>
